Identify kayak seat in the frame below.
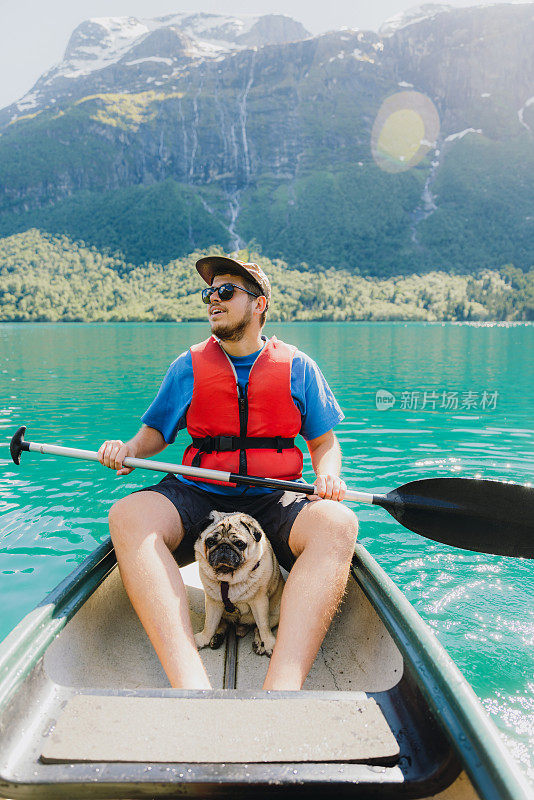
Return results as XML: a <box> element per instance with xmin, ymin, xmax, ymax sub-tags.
<box><xmin>41</xmin><ymin>693</ymin><xmax>400</xmax><ymax>765</ymax></box>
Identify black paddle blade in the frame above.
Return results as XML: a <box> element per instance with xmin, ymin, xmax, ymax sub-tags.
<box><xmin>374</xmin><ymin>477</ymin><xmax>534</xmax><ymax>559</ymax></box>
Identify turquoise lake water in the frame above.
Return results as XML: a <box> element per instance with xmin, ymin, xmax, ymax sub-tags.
<box><xmin>0</xmin><ymin>321</ymin><xmax>532</xmax><ymax>780</ymax></box>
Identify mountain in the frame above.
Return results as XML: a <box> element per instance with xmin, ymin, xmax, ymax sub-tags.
<box><xmin>0</xmin><ymin>5</ymin><xmax>532</xmax><ymax>275</ymax></box>
<box><xmin>2</xmin><ymin>13</ymin><xmax>309</xmax><ymax>125</ymax></box>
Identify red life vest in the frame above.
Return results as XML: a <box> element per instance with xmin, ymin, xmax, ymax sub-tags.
<box><xmin>182</xmin><ymin>335</ymin><xmax>303</xmax><ymax>484</ymax></box>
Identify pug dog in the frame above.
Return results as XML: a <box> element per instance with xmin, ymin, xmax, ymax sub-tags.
<box><xmin>193</xmin><ymin>511</ymin><xmax>284</xmax><ymax>656</ymax></box>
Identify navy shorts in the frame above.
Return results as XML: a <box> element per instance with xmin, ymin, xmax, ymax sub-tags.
<box><xmin>136</xmin><ymin>474</ymin><xmax>311</xmax><ymax>571</ymax></box>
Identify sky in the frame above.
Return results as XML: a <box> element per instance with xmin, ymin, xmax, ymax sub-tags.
<box><xmin>0</xmin><ymin>0</ymin><xmax>528</xmax><ymax>109</ymax></box>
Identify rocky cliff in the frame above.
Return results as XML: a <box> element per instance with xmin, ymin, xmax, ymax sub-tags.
<box><xmin>0</xmin><ymin>4</ymin><xmax>532</xmax><ymax>274</ymax></box>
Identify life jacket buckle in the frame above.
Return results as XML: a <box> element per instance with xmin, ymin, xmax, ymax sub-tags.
<box><xmin>218</xmin><ymin>435</ymin><xmax>238</xmax><ymax>451</ymax></box>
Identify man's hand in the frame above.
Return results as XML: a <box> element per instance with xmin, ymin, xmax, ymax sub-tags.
<box><xmin>306</xmin><ymin>431</ymin><xmax>345</xmax><ymax>502</ymax></box>
<box><xmin>98</xmin><ymin>426</ymin><xmax>166</xmax><ymax>476</ymax></box>
<box><xmin>310</xmin><ymin>474</ymin><xmax>347</xmax><ymax>502</ymax></box>
<box><xmin>98</xmin><ymin>440</ymin><xmax>136</xmax><ymax>475</ymax></box>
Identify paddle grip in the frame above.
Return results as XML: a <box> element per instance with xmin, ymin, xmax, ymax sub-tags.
<box><xmin>10</xmin><ymin>426</ymin><xmax>30</xmax><ymax>465</ymax></box>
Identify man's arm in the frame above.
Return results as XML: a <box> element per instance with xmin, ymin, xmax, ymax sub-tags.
<box><xmin>306</xmin><ymin>429</ymin><xmax>346</xmax><ymax>502</ymax></box>
<box><xmin>98</xmin><ymin>424</ymin><xmax>167</xmax><ymax>475</ymax></box>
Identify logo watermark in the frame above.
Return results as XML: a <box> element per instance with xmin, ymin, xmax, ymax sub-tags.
<box><xmin>375</xmin><ymin>389</ymin><xmax>499</xmax><ymax>411</ymax></box>
<box><xmin>375</xmin><ymin>389</ymin><xmax>396</xmax><ymax>410</ymax></box>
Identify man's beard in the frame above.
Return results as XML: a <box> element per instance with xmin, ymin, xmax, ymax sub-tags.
<box><xmin>211</xmin><ymin>306</ymin><xmax>253</xmax><ymax>342</ymax></box>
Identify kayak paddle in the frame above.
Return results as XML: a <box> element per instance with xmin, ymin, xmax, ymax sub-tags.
<box><xmin>10</xmin><ymin>426</ymin><xmax>534</xmax><ymax>559</ymax></box>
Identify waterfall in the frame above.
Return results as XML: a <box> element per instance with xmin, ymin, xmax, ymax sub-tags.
<box><xmin>215</xmin><ymin>50</ymin><xmax>257</xmax><ymax>253</ymax></box>
<box><xmin>239</xmin><ymin>51</ymin><xmax>256</xmax><ymax>182</ymax></box>
<box><xmin>214</xmin><ymin>76</ymin><xmax>230</xmax><ymax>172</ymax></box>
<box><xmin>189</xmin><ymin>81</ymin><xmax>203</xmax><ymax>180</ymax></box>
<box><xmin>410</xmin><ymin>148</ymin><xmax>441</xmax><ymax>244</ymax></box>
<box><xmin>178</xmin><ymin>98</ymin><xmax>189</xmax><ymax>183</ymax></box>
<box><xmin>158</xmin><ymin>128</ymin><xmax>166</xmax><ymax>177</ymax></box>
<box><xmin>227</xmin><ymin>190</ymin><xmax>245</xmax><ymax>251</ymax></box>
<box><xmin>229</xmin><ymin>123</ymin><xmax>239</xmax><ymax>173</ymax></box>
<box><xmin>518</xmin><ymin>97</ymin><xmax>534</xmax><ymax>134</ymax></box>
<box><xmin>199</xmin><ymin>191</ymin><xmax>243</xmax><ymax>253</ymax></box>
<box><xmin>199</xmin><ymin>195</ymin><xmax>215</xmax><ymax>215</ymax></box>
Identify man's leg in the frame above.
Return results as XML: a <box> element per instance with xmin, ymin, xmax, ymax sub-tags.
<box><xmin>109</xmin><ymin>491</ymin><xmax>212</xmax><ymax>690</ymax></box>
<box><xmin>262</xmin><ymin>500</ymin><xmax>358</xmax><ymax>690</ymax></box>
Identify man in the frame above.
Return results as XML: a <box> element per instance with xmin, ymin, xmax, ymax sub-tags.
<box><xmin>99</xmin><ymin>255</ymin><xmax>358</xmax><ymax>691</ymax></box>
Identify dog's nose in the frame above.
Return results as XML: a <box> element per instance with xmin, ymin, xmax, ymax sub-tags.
<box><xmin>209</xmin><ymin>543</ymin><xmax>241</xmax><ymax>570</ymax></box>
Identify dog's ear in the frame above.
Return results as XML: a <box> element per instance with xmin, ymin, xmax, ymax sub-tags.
<box><xmin>242</xmin><ymin>518</ymin><xmax>263</xmax><ymax>542</ymax></box>
<box><xmin>209</xmin><ymin>510</ymin><xmax>225</xmax><ymax>524</ymax></box>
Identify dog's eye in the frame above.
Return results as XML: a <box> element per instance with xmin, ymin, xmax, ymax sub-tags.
<box><xmin>233</xmin><ymin>539</ymin><xmax>247</xmax><ymax>550</ymax></box>
<box><xmin>205</xmin><ymin>535</ymin><xmax>219</xmax><ymax>548</ymax></box>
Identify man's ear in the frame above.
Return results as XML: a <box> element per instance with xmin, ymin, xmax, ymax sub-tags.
<box><xmin>254</xmin><ymin>295</ymin><xmax>267</xmax><ymax>315</ymax></box>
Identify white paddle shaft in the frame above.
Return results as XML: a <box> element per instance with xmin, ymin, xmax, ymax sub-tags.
<box><xmin>26</xmin><ymin>441</ymin><xmax>375</xmax><ymax>504</ymax></box>
<box><xmin>28</xmin><ymin>442</ymin><xmax>232</xmax><ymax>483</ymax></box>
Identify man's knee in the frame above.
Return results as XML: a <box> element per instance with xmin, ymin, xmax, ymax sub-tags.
<box><xmin>322</xmin><ymin>502</ymin><xmax>358</xmax><ymax>557</ymax></box>
<box><xmin>108</xmin><ymin>493</ymin><xmax>183</xmax><ymax>552</ymax></box>
<box><xmin>290</xmin><ymin>500</ymin><xmax>358</xmax><ymax>559</ymax></box>
<box><xmin>108</xmin><ymin>495</ymin><xmax>129</xmax><ymax>527</ymax></box>
<box><xmin>108</xmin><ymin>496</ymin><xmax>140</xmax><ymax>548</ymax></box>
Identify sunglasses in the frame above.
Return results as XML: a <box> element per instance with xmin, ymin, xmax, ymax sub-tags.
<box><xmin>201</xmin><ymin>282</ymin><xmax>260</xmax><ymax>304</ymax></box>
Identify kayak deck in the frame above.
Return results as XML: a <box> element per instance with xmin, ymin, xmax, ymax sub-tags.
<box><xmin>0</xmin><ymin>546</ymin><xmax>470</xmax><ymax>799</ymax></box>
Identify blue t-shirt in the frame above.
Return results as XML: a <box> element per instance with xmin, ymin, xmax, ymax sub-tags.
<box><xmin>142</xmin><ymin>337</ymin><xmax>344</xmax><ymax>495</ymax></box>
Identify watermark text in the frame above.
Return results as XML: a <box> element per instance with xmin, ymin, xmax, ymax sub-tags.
<box><xmin>375</xmin><ymin>389</ymin><xmax>499</xmax><ymax>411</ymax></box>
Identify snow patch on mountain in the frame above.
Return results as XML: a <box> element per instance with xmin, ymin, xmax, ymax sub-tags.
<box><xmin>9</xmin><ymin>12</ymin><xmax>309</xmax><ymax>121</ymax></box>
<box><xmin>444</xmin><ymin>128</ymin><xmax>482</xmax><ymax>142</ymax></box>
<box><xmin>125</xmin><ymin>57</ymin><xmax>174</xmax><ymax>67</ymax></box>
<box><xmin>53</xmin><ymin>15</ymin><xmax>251</xmax><ymax>82</ymax></box>
<box><xmin>61</xmin><ymin>17</ymin><xmax>151</xmax><ymax>78</ymax></box>
<box><xmin>15</xmin><ymin>91</ymin><xmax>39</xmax><ymax>113</ymax></box>
<box><xmin>380</xmin><ymin>4</ymin><xmax>452</xmax><ymax>36</ymax></box>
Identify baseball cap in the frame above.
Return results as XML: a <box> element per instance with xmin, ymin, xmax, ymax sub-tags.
<box><xmin>196</xmin><ymin>256</ymin><xmax>271</xmax><ymax>305</ymax></box>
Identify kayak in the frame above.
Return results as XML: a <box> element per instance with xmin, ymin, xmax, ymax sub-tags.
<box><xmin>0</xmin><ymin>537</ymin><xmax>530</xmax><ymax>800</ymax></box>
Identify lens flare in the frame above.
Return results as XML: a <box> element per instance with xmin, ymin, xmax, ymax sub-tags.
<box><xmin>371</xmin><ymin>91</ymin><xmax>440</xmax><ymax>173</ymax></box>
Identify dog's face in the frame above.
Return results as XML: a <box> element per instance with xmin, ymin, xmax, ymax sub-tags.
<box><xmin>197</xmin><ymin>511</ymin><xmax>264</xmax><ymax>576</ymax></box>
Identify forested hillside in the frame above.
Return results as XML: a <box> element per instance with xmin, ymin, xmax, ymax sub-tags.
<box><xmin>1</xmin><ymin>230</ymin><xmax>531</xmax><ymax>322</ymax></box>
